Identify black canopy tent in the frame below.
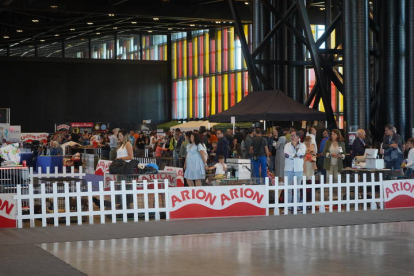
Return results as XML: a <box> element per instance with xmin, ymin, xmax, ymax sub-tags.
<box><xmin>208</xmin><ymin>90</ymin><xmax>326</xmax><ymax>122</ymax></box>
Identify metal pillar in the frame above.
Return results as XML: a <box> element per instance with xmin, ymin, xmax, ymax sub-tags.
<box><xmin>406</xmin><ymin>0</ymin><xmax>414</xmax><ymax>140</ymax></box>
<box><xmin>378</xmin><ymin>0</ymin><xmax>405</xmax><ymax>139</ymax></box>
<box><xmin>343</xmin><ymin>0</ymin><xmax>369</xmax><ymax>130</ymax></box>
<box><xmin>287</xmin><ymin>11</ymin><xmax>304</xmax><ymax>103</ymax></box>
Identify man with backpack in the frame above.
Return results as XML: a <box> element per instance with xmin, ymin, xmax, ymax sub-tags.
<box><xmin>250</xmin><ymin>129</ymin><xmax>270</xmax><ymax>180</ymax></box>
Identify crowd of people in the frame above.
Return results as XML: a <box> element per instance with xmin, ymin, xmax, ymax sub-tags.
<box><xmin>14</xmin><ymin>123</ymin><xmax>414</xmax><ymax>184</ymax></box>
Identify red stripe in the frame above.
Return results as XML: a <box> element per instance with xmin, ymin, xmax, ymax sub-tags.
<box><xmin>170</xmin><ymin>202</ymin><xmax>266</xmax><ymax>219</ymax></box>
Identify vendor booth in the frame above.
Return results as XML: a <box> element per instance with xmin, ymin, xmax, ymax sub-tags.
<box><xmin>208</xmin><ymin>89</ymin><xmax>326</xmax><ymax>122</ymax></box>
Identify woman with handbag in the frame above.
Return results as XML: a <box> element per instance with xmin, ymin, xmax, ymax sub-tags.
<box><xmin>304</xmin><ymin>136</ymin><xmax>317</xmax><ymax>179</ymax></box>
<box><xmin>322</xmin><ymin>129</ymin><xmax>346</xmax><ymax>183</ymax></box>
<box><xmin>184</xmin><ymin>133</ymin><xmax>208</xmax><ymax>186</ymax></box>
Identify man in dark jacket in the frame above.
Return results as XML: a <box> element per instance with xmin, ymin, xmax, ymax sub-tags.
<box><xmin>351</xmin><ymin>129</ymin><xmax>367</xmax><ymax>159</ymax></box>
<box><xmin>215</xmin><ymin>130</ymin><xmax>229</xmax><ymax>162</ymax></box>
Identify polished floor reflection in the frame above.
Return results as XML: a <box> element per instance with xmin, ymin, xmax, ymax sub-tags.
<box><xmin>38</xmin><ymin>222</ymin><xmax>414</xmax><ymax>276</ymax></box>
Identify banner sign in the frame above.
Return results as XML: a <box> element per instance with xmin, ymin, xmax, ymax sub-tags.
<box><xmin>56</xmin><ymin>124</ymin><xmax>70</xmax><ymax>131</ymax></box>
<box><xmin>384</xmin><ymin>180</ymin><xmax>414</xmax><ymax>209</ymax></box>
<box><xmin>71</xmin><ymin>122</ymin><xmax>94</xmax><ymax>128</ymax></box>
<box><xmin>169</xmin><ymin>186</ymin><xmax>266</xmax><ymax>219</ymax></box>
<box><xmin>95</xmin><ymin>159</ymin><xmax>112</xmax><ymax>176</ymax></box>
<box><xmin>8</xmin><ymin>125</ymin><xmax>21</xmax><ymax>142</ymax></box>
<box><xmin>21</xmin><ymin>133</ymin><xmax>48</xmax><ymax>143</ymax></box>
<box><xmin>164</xmin><ymin>166</ymin><xmax>184</xmax><ymax>187</ymax></box>
<box><xmin>0</xmin><ymin>194</ymin><xmax>16</xmax><ymax>228</ymax></box>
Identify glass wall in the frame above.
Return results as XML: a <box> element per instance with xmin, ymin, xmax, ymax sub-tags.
<box><xmin>307</xmin><ymin>25</ymin><xmax>344</xmax><ymax>128</ymax></box>
<box><xmin>171</xmin><ymin>25</ymin><xmax>251</xmax><ymax>120</ymax></box>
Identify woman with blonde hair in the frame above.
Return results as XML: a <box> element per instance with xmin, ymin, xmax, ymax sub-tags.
<box><xmin>304</xmin><ymin>136</ymin><xmax>317</xmax><ymax>179</ymax></box>
<box><xmin>322</xmin><ymin>129</ymin><xmax>346</xmax><ymax>183</ymax></box>
<box><xmin>116</xmin><ymin>129</ymin><xmax>133</xmax><ymax>162</ymax></box>
<box><xmin>50</xmin><ymin>141</ymin><xmax>63</xmax><ymax>156</ymax></box>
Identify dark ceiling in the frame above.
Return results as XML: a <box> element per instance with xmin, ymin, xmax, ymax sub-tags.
<box><xmin>0</xmin><ymin>0</ymin><xmax>252</xmax><ymax>48</ymax></box>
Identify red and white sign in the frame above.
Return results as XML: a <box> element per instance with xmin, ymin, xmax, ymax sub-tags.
<box><xmin>169</xmin><ymin>186</ymin><xmax>266</xmax><ymax>219</ymax></box>
<box><xmin>21</xmin><ymin>133</ymin><xmax>48</xmax><ymax>143</ymax></box>
<box><xmin>0</xmin><ymin>194</ymin><xmax>16</xmax><ymax>228</ymax></box>
<box><xmin>164</xmin><ymin>166</ymin><xmax>184</xmax><ymax>187</ymax></box>
<box><xmin>384</xmin><ymin>179</ymin><xmax>414</xmax><ymax>209</ymax></box>
<box><xmin>71</xmin><ymin>122</ymin><xmax>94</xmax><ymax>128</ymax></box>
<box><xmin>95</xmin><ymin>159</ymin><xmax>112</xmax><ymax>176</ymax></box>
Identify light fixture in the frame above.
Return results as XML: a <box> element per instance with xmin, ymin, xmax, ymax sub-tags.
<box><xmin>320</xmin><ymin>7</ymin><xmax>326</xmax><ymax>10</ymax></box>
<box><xmin>148</xmin><ymin>30</ymin><xmax>153</xmax><ymax>33</ymax></box>
<box><xmin>113</xmin><ymin>27</ymin><xmax>118</xmax><ymax>29</ymax></box>
<box><xmin>39</xmin><ymin>39</ymin><xmax>45</xmax><ymax>42</ymax></box>
<box><xmin>131</xmin><ymin>21</ymin><xmax>137</xmax><ymax>24</ymax></box>
<box><xmin>16</xmin><ymin>29</ymin><xmax>23</xmax><ymax>33</ymax></box>
<box><xmin>3</xmin><ymin>36</ymin><xmax>9</xmax><ymax>39</ymax></box>
<box><xmin>215</xmin><ymin>21</ymin><xmax>221</xmax><ymax>24</ymax></box>
<box><xmin>168</xmin><ymin>28</ymin><xmax>173</xmax><ymax>30</ymax></box>
<box><xmin>244</xmin><ymin>1</ymin><xmax>249</xmax><ymax>5</ymax></box>
<box><xmin>96</xmin><ymin>32</ymin><xmax>101</xmax><ymax>35</ymax></box>
<box><xmin>190</xmin><ymin>24</ymin><xmax>195</xmax><ymax>27</ymax></box>
<box><xmin>70</xmin><ymin>28</ymin><xmax>75</xmax><ymax>31</ymax></box>
<box><xmin>108</xmin><ymin>14</ymin><xmax>115</xmax><ymax>17</ymax></box>
<box><xmin>87</xmin><ymin>22</ymin><xmax>93</xmax><ymax>25</ymax></box>
<box><xmin>153</xmin><ymin>17</ymin><xmax>159</xmax><ymax>21</ymax></box>
<box><xmin>50</xmin><ymin>5</ymin><xmax>58</xmax><ymax>9</ymax></box>
<box><xmin>32</xmin><ymin>19</ymin><xmax>39</xmax><ymax>23</ymax></box>
<box><xmin>54</xmin><ymin>34</ymin><xmax>59</xmax><ymax>37</ymax></box>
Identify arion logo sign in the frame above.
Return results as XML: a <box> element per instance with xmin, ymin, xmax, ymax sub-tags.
<box><xmin>169</xmin><ymin>186</ymin><xmax>266</xmax><ymax>219</ymax></box>
<box><xmin>0</xmin><ymin>194</ymin><xmax>16</xmax><ymax>228</ymax></box>
<box><xmin>384</xmin><ymin>180</ymin><xmax>414</xmax><ymax>209</ymax></box>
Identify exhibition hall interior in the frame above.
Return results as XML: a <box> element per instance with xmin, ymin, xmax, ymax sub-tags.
<box><xmin>1</xmin><ymin>0</ymin><xmax>414</xmax><ymax>275</ymax></box>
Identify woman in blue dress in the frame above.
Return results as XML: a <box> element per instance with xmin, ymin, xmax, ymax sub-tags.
<box><xmin>184</xmin><ymin>133</ymin><xmax>208</xmax><ymax>186</ymax></box>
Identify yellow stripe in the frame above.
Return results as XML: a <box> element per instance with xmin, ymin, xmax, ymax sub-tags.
<box><xmin>172</xmin><ymin>42</ymin><xmax>176</xmax><ymax>79</ymax></box>
<box><xmin>188</xmin><ymin>79</ymin><xmax>192</xmax><ymax>118</ymax></box>
<box><xmin>164</xmin><ymin>44</ymin><xmax>167</xmax><ymax>61</ymax></box>
<box><xmin>319</xmin><ymin>98</ymin><xmax>325</xmax><ymax>112</ymax></box>
<box><xmin>339</xmin><ymin>93</ymin><xmax>344</xmax><ymax>112</ymax></box>
<box><xmin>224</xmin><ymin>73</ymin><xmax>228</xmax><ymax>110</ymax></box>
<box><xmin>243</xmin><ymin>25</ymin><xmax>248</xmax><ymax>68</ymax></box>
<box><xmin>217</xmin><ymin>30</ymin><xmax>222</xmax><ymax>72</ymax></box>
<box><xmin>237</xmin><ymin>72</ymin><xmax>242</xmax><ymax>102</ymax></box>
<box><xmin>211</xmin><ymin>76</ymin><xmax>216</xmax><ymax>115</ymax></box>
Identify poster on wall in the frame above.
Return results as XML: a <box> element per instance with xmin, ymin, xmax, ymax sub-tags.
<box><xmin>8</xmin><ymin>125</ymin><xmax>21</xmax><ymax>143</ymax></box>
<box><xmin>56</xmin><ymin>123</ymin><xmax>71</xmax><ymax>132</ymax></box>
<box><xmin>0</xmin><ymin>194</ymin><xmax>17</xmax><ymax>228</ymax></box>
<box><xmin>384</xmin><ymin>179</ymin><xmax>414</xmax><ymax>209</ymax></box>
<box><xmin>137</xmin><ymin>124</ymin><xmax>157</xmax><ymax>135</ymax></box>
<box><xmin>71</xmin><ymin>122</ymin><xmax>93</xmax><ymax>134</ymax></box>
<box><xmin>169</xmin><ymin>186</ymin><xmax>267</xmax><ymax>219</ymax></box>
<box><xmin>21</xmin><ymin>133</ymin><xmax>48</xmax><ymax>143</ymax></box>
<box><xmin>0</xmin><ymin>123</ymin><xmax>10</xmax><ymax>140</ymax></box>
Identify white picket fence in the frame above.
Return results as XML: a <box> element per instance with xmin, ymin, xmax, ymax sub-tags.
<box><xmin>14</xmin><ymin>179</ymin><xmax>169</xmax><ymax>228</ymax></box>
<box><xmin>266</xmin><ymin>173</ymin><xmax>384</xmax><ymax>215</ymax></box>
<box><xmin>10</xmin><ymin>167</ymin><xmax>387</xmax><ymax>228</ymax></box>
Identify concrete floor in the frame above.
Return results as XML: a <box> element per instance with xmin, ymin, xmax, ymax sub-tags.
<box><xmin>37</xmin><ymin>222</ymin><xmax>414</xmax><ymax>276</ymax></box>
<box><xmin>2</xmin><ymin>208</ymin><xmax>414</xmax><ymax>276</ymax></box>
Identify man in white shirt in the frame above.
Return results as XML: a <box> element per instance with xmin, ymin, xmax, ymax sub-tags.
<box><xmin>284</xmin><ymin>130</ymin><xmax>306</xmax><ymax>212</ymax></box>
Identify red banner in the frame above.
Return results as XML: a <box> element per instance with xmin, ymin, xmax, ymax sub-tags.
<box><xmin>0</xmin><ymin>194</ymin><xmax>16</xmax><ymax>228</ymax></box>
<box><xmin>384</xmin><ymin>180</ymin><xmax>414</xmax><ymax>209</ymax></box>
<box><xmin>169</xmin><ymin>186</ymin><xmax>266</xmax><ymax>219</ymax></box>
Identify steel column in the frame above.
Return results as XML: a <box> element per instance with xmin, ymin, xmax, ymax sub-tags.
<box><xmin>296</xmin><ymin>0</ymin><xmax>336</xmax><ymax>128</ymax></box>
<box><xmin>406</xmin><ymin>0</ymin><xmax>414</xmax><ymax>140</ymax></box>
<box><xmin>343</xmin><ymin>0</ymin><xmax>369</xmax><ymax>130</ymax></box>
<box><xmin>229</xmin><ymin>0</ymin><xmax>260</xmax><ymax>91</ymax></box>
